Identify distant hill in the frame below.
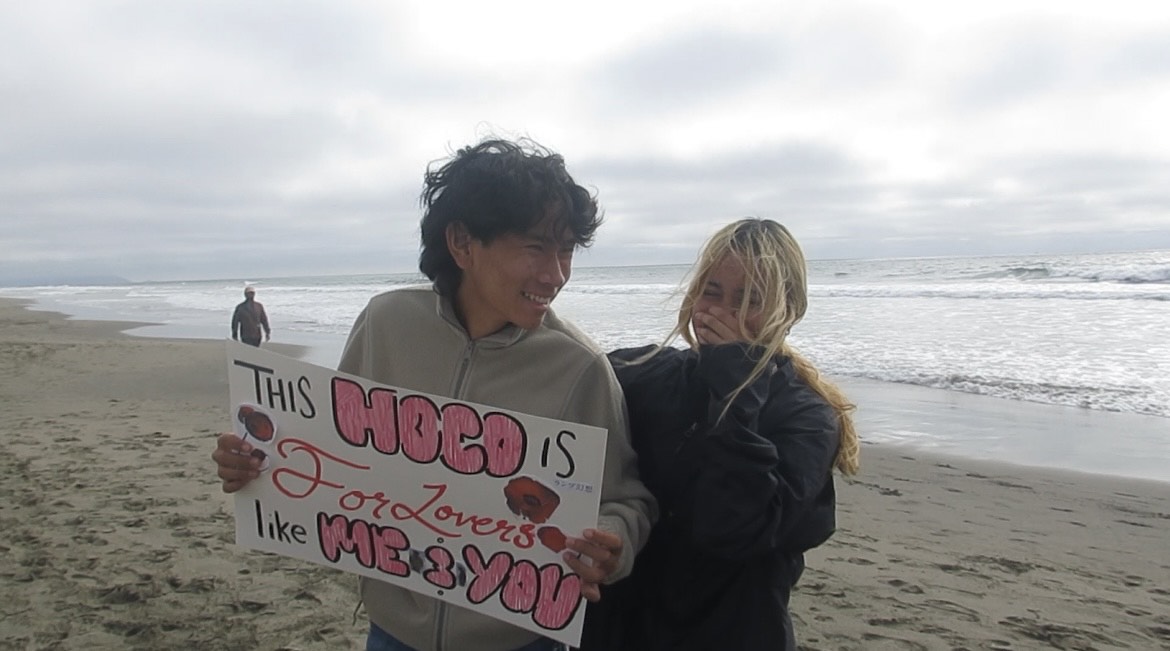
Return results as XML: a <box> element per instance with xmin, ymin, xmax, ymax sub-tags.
<box><xmin>0</xmin><ymin>274</ymin><xmax>134</xmax><ymax>287</ymax></box>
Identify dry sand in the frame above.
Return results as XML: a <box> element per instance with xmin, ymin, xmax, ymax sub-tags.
<box><xmin>0</xmin><ymin>299</ymin><xmax>366</xmax><ymax>650</ymax></box>
<box><xmin>1</xmin><ymin>297</ymin><xmax>1168</xmax><ymax>651</ymax></box>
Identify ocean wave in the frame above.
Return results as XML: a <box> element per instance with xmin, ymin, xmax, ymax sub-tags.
<box><xmin>970</xmin><ymin>262</ymin><xmax>1170</xmax><ymax>284</ymax></box>
<box><xmin>1073</xmin><ymin>267</ymin><xmax>1170</xmax><ymax>284</ymax></box>
<box><xmin>563</xmin><ymin>283</ymin><xmax>682</xmax><ymax>296</ymax></box>
<box><xmin>843</xmin><ymin>370</ymin><xmax>1170</xmax><ymax>419</ymax></box>
<box><xmin>813</xmin><ymin>283</ymin><xmax>1169</xmax><ymax>301</ymax></box>
<box><xmin>974</xmin><ymin>266</ymin><xmax>1053</xmax><ymax>281</ymax></box>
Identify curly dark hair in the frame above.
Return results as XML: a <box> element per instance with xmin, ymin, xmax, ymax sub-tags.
<box><xmin>418</xmin><ymin>138</ymin><xmax>602</xmax><ymax>297</ymax></box>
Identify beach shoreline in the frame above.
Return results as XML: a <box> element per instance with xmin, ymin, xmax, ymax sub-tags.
<box><xmin>2</xmin><ymin>298</ymin><xmax>1168</xmax><ymax>650</ymax></box>
<box><xmin>12</xmin><ymin>289</ymin><xmax>1168</xmax><ymax>485</ymax></box>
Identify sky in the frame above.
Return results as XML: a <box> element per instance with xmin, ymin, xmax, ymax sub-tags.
<box><xmin>3</xmin><ymin>0</ymin><xmax>1170</xmax><ymax>283</ymax></box>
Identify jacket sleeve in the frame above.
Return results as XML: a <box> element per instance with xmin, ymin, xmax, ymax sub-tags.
<box><xmin>561</xmin><ymin>355</ymin><xmax>658</xmax><ymax>583</ymax></box>
<box><xmin>259</xmin><ymin>304</ymin><xmax>271</xmax><ymax>334</ymax></box>
<box><xmin>674</xmin><ymin>343</ymin><xmax>837</xmax><ymax>560</ymax></box>
<box><xmin>230</xmin><ymin>305</ymin><xmax>240</xmax><ymax>338</ymax></box>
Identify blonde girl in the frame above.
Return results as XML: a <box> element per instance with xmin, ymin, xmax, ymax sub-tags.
<box><xmin>582</xmin><ymin>218</ymin><xmax>858</xmax><ymax>651</ymax></box>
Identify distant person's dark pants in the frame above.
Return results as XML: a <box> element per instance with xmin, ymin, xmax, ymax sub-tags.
<box><xmin>366</xmin><ymin>624</ymin><xmax>565</xmax><ymax>651</ymax></box>
<box><xmin>241</xmin><ymin>335</ymin><xmax>262</xmax><ymax>347</ymax></box>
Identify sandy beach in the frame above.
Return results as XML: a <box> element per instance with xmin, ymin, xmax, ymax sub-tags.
<box><xmin>1</xmin><ymin>297</ymin><xmax>1168</xmax><ymax>651</ymax></box>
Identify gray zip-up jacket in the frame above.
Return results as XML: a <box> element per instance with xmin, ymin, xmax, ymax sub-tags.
<box><xmin>337</xmin><ymin>285</ymin><xmax>656</xmax><ymax>651</ymax></box>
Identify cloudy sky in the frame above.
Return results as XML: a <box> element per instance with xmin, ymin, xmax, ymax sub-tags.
<box><xmin>3</xmin><ymin>0</ymin><xmax>1169</xmax><ymax>282</ymax></box>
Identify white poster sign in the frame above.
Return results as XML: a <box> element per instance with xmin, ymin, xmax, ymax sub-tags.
<box><xmin>224</xmin><ymin>341</ymin><xmax>606</xmax><ymax>646</ymax></box>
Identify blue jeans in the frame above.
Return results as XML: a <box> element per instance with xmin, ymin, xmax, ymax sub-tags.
<box><xmin>366</xmin><ymin>623</ymin><xmax>566</xmax><ymax>651</ymax></box>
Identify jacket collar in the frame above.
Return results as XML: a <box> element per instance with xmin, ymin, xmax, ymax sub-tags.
<box><xmin>432</xmin><ymin>284</ymin><xmax>529</xmax><ymax>349</ymax></box>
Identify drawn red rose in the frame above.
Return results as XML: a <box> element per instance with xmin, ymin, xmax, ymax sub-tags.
<box><xmin>503</xmin><ymin>477</ymin><xmax>560</xmax><ymax>524</ymax></box>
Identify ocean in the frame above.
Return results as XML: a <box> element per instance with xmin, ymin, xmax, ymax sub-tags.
<box><xmin>5</xmin><ymin>250</ymin><xmax>1169</xmax><ymax>482</ymax></box>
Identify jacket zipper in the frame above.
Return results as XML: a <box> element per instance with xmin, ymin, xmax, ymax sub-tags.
<box><xmin>451</xmin><ymin>340</ymin><xmax>475</xmax><ymax>399</ymax></box>
<box><xmin>433</xmin><ymin>339</ymin><xmax>476</xmax><ymax>651</ymax></box>
<box><xmin>673</xmin><ymin>421</ymin><xmax>700</xmax><ymax>456</ymax></box>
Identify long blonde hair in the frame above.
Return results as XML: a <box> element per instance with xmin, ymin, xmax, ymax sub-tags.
<box><xmin>668</xmin><ymin>218</ymin><xmax>859</xmax><ymax>475</ymax></box>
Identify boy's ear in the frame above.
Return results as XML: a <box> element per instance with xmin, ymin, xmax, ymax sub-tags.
<box><xmin>446</xmin><ymin>222</ymin><xmax>474</xmax><ymax>270</ymax></box>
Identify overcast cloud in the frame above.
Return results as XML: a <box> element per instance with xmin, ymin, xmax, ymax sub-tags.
<box><xmin>2</xmin><ymin>0</ymin><xmax>1169</xmax><ymax>282</ymax></box>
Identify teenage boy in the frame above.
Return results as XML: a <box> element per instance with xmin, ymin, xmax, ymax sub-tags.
<box><xmin>213</xmin><ymin>138</ymin><xmax>656</xmax><ymax>651</ymax></box>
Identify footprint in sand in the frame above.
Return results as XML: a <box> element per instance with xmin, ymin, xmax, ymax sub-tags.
<box><xmin>962</xmin><ymin>554</ymin><xmax>1037</xmax><ymax>575</ymax></box>
<box><xmin>165</xmin><ymin>514</ymin><xmax>190</xmax><ymax>527</ymax></box>
<box><xmin>171</xmin><ymin>576</ymin><xmax>217</xmax><ymax>593</ymax></box>
<box><xmin>924</xmin><ymin>599</ymin><xmax>982</xmax><ymax>624</ymax></box>
<box><xmin>859</xmin><ymin>632</ymin><xmax>929</xmax><ymax>650</ymax></box>
<box><xmin>866</xmin><ymin>617</ymin><xmax>911</xmax><ymax>627</ymax></box>
<box><xmin>292</xmin><ymin>588</ymin><xmax>323</xmax><ymax>604</ymax></box>
<box><xmin>97</xmin><ymin>584</ymin><xmax>148</xmax><ymax>605</ymax></box>
<box><xmin>886</xmin><ymin>579</ymin><xmax>925</xmax><ymax>594</ymax></box>
<box><xmin>1150</xmin><ymin>587</ymin><xmax>1170</xmax><ymax>606</ymax></box>
<box><xmin>71</xmin><ymin>532</ymin><xmax>108</xmax><ymax>546</ymax></box>
<box><xmin>233</xmin><ymin>599</ymin><xmax>268</xmax><ymax>613</ymax></box>
<box><xmin>1000</xmin><ymin>616</ymin><xmax>1113</xmax><ymax>648</ymax></box>
<box><xmin>1146</xmin><ymin>625</ymin><xmax>1170</xmax><ymax>641</ymax></box>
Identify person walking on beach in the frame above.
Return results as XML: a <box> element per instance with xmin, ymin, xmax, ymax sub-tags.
<box><xmin>580</xmin><ymin>218</ymin><xmax>860</xmax><ymax>651</ymax></box>
<box><xmin>231</xmin><ymin>286</ymin><xmax>270</xmax><ymax>347</ymax></box>
<box><xmin>211</xmin><ymin>137</ymin><xmax>656</xmax><ymax>651</ymax></box>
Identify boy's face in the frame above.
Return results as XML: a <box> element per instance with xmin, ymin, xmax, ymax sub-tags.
<box><xmin>452</xmin><ymin>214</ymin><xmax>575</xmax><ymax>339</ymax></box>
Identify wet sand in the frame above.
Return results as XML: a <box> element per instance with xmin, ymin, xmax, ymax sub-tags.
<box><xmin>800</xmin><ymin>446</ymin><xmax>1170</xmax><ymax>650</ymax></box>
<box><xmin>1</xmin><ymin>297</ymin><xmax>1167</xmax><ymax>650</ymax></box>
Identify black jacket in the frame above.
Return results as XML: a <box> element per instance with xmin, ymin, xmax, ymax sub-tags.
<box><xmin>581</xmin><ymin>344</ymin><xmax>840</xmax><ymax>651</ymax></box>
<box><xmin>231</xmin><ymin>299</ymin><xmax>270</xmax><ymax>342</ymax></box>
